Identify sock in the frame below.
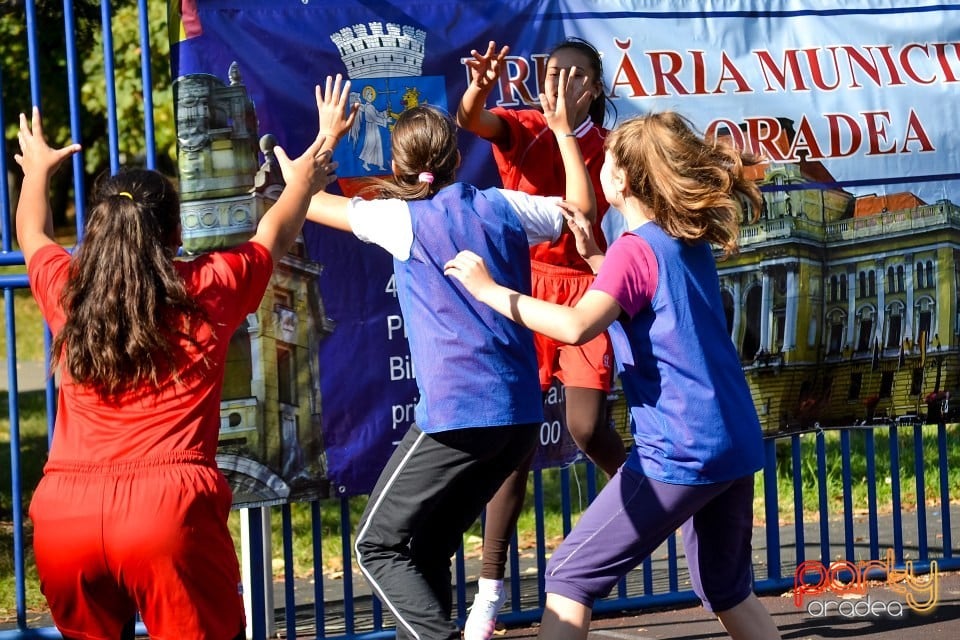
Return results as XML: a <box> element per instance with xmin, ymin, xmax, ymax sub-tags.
<box><xmin>478</xmin><ymin>577</ymin><xmax>503</xmax><ymax>599</ymax></box>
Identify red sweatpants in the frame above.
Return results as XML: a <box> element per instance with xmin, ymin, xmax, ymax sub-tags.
<box><xmin>29</xmin><ymin>451</ymin><xmax>244</xmax><ymax>640</ymax></box>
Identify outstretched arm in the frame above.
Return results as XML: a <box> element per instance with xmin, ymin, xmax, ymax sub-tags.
<box><xmin>305</xmin><ymin>74</ymin><xmax>361</xmax><ymax>232</ymax></box>
<box><xmin>541</xmin><ymin>67</ymin><xmax>596</xmax><ymax>224</ymax></box>
<box><xmin>456</xmin><ymin>41</ymin><xmax>509</xmax><ymax>142</ymax></box>
<box><xmin>559</xmin><ymin>201</ymin><xmax>605</xmax><ymax>273</ymax></box>
<box><xmin>251</xmin><ymin>76</ymin><xmax>354</xmax><ymax>262</ymax></box>
<box><xmin>14</xmin><ymin>108</ymin><xmax>82</xmax><ymax>267</ymax></box>
<box><xmin>444</xmin><ymin>250</ymin><xmax>621</xmax><ymax>345</ymax></box>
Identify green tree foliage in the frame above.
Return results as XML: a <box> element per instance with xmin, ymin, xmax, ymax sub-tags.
<box><xmin>2</xmin><ymin>0</ymin><xmax>175</xmax><ymax>228</ymax></box>
<box><xmin>80</xmin><ymin>0</ymin><xmax>176</xmax><ymax>173</ymax></box>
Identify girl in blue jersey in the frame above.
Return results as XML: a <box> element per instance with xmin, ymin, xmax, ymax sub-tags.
<box><xmin>304</xmin><ymin>70</ymin><xmax>595</xmax><ymax>639</ymax></box>
<box><xmin>445</xmin><ymin>111</ymin><xmax>781</xmax><ymax>640</ymax></box>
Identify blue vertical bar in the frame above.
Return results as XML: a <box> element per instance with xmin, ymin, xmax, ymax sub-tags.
<box><xmin>0</xmin><ymin>65</ymin><xmax>11</xmax><ymax>252</ymax></box>
<box><xmin>282</xmin><ymin>504</ymin><xmax>297</xmax><ymax>639</ymax></box>
<box><xmin>642</xmin><ymin>556</ymin><xmax>653</xmax><ymax>595</ymax></box>
<box><xmin>816</xmin><ymin>431</ymin><xmax>830</xmax><ymax>562</ymax></box>
<box><xmin>340</xmin><ymin>498</ymin><xmax>356</xmax><ymax>636</ymax></box>
<box><xmin>136</xmin><ymin>0</ymin><xmax>157</xmax><ymax>168</ymax></box>
<box><xmin>99</xmin><ymin>0</ymin><xmax>120</xmax><ymax>174</ymax></box>
<box><xmin>889</xmin><ymin>425</ymin><xmax>904</xmax><ymax>562</ymax></box>
<box><xmin>247</xmin><ymin>508</ymin><xmax>267</xmax><ymax>640</ymax></box>
<box><xmin>454</xmin><ymin>544</ymin><xmax>467</xmax><ymax>625</ymax></box>
<box><xmin>310</xmin><ymin>501</ymin><xmax>326</xmax><ymax>638</ymax></box>
<box><xmin>762</xmin><ymin>437</ymin><xmax>780</xmax><ymax>580</ymax></box>
<box><xmin>912</xmin><ymin>424</ymin><xmax>928</xmax><ymax>559</ymax></box>
<box><xmin>865</xmin><ymin>429</ymin><xmax>880</xmax><ymax>559</ymax></box>
<box><xmin>372</xmin><ymin>585</ymin><xmax>383</xmax><ymax>631</ymax></box>
<box><xmin>666</xmin><ymin>532</ymin><xmax>678</xmax><ymax>592</ymax></box>
<box><xmin>560</xmin><ymin>467</ymin><xmax>572</xmax><ymax>536</ymax></box>
<box><xmin>4</xmin><ymin>290</ymin><xmax>26</xmax><ymax>629</ymax></box>
<box><xmin>533</xmin><ymin>470</ymin><xmax>547</xmax><ymax>608</ymax></box>
<box><xmin>937</xmin><ymin>422</ymin><xmax>952</xmax><ymax>558</ymax></box>
<box><xmin>791</xmin><ymin>434</ymin><xmax>805</xmax><ymax>567</ymax></box>
<box><xmin>841</xmin><ymin>430</ymin><xmax>854</xmax><ymax>561</ymax></box>
<box><xmin>1</xmin><ymin>60</ymin><xmax>25</xmax><ymax>627</ymax></box>
<box><xmin>14</xmin><ymin>3</ymin><xmax>40</xmax><ymax>627</ymax></box>
<box><xmin>25</xmin><ymin>0</ymin><xmax>41</xmax><ymax>107</ymax></box>
<box><xmin>63</xmin><ymin>0</ymin><xmax>87</xmax><ymax>239</ymax></box>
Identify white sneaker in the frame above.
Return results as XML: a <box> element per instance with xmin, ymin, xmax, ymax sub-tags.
<box><xmin>463</xmin><ymin>589</ymin><xmax>507</xmax><ymax>640</ymax></box>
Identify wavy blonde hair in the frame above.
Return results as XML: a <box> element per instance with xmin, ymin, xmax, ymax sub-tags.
<box><xmin>605</xmin><ymin>111</ymin><xmax>761</xmax><ymax>256</ymax></box>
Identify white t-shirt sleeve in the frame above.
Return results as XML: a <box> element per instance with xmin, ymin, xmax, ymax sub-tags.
<box><xmin>496</xmin><ymin>189</ymin><xmax>565</xmax><ymax>246</ymax></box>
<box><xmin>346</xmin><ymin>197</ymin><xmax>414</xmax><ymax>260</ymax></box>
<box><xmin>601</xmin><ymin>205</ymin><xmax>630</xmax><ymax>246</ymax></box>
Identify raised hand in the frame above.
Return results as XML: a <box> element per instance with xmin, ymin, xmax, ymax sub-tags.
<box><xmin>465</xmin><ymin>41</ymin><xmax>509</xmax><ymax>95</ymax></box>
<box><xmin>540</xmin><ymin>66</ymin><xmax>592</xmax><ymax>134</ymax></box>
<box><xmin>274</xmin><ymin>133</ymin><xmax>337</xmax><ymax>198</ymax></box>
<box><xmin>14</xmin><ymin>107</ymin><xmax>81</xmax><ymax>180</ymax></box>
<box><xmin>559</xmin><ymin>201</ymin><xmax>604</xmax><ymax>273</ymax></box>
<box><xmin>316</xmin><ymin>74</ymin><xmax>360</xmax><ymax>145</ymax></box>
<box><xmin>443</xmin><ymin>250</ymin><xmax>496</xmax><ymax>300</ymax></box>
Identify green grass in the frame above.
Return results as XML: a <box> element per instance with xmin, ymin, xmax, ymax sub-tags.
<box><xmin>756</xmin><ymin>426</ymin><xmax>960</xmax><ymax>523</ymax></box>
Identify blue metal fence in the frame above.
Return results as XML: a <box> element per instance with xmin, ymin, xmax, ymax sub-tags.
<box><xmin>1</xmin><ymin>3</ymin><xmax>958</xmax><ymax>639</ymax></box>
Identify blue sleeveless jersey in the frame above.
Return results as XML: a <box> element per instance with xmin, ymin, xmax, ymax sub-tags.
<box><xmin>617</xmin><ymin>224</ymin><xmax>764</xmax><ymax>484</ymax></box>
<box><xmin>395</xmin><ymin>183</ymin><xmax>543</xmax><ymax>433</ymax></box>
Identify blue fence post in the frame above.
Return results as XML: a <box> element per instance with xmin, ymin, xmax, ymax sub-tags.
<box><xmin>763</xmin><ymin>436</ymin><xmax>781</xmax><ymax>580</ymax></box>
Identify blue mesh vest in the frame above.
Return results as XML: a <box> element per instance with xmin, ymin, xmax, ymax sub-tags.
<box><xmin>618</xmin><ymin>224</ymin><xmax>764</xmax><ymax>484</ymax></box>
<box><xmin>395</xmin><ymin>183</ymin><xmax>543</xmax><ymax>433</ymax></box>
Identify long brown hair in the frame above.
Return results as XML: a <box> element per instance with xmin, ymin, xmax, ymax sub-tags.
<box><xmin>362</xmin><ymin>105</ymin><xmax>459</xmax><ymax>201</ymax></box>
<box><xmin>52</xmin><ymin>168</ymin><xmax>202</xmax><ymax>398</ymax></box>
<box><xmin>605</xmin><ymin>111</ymin><xmax>761</xmax><ymax>256</ymax></box>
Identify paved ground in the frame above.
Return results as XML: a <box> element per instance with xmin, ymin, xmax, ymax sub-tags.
<box><xmin>0</xmin><ymin>360</ymin><xmax>47</xmax><ymax>392</ymax></box>
<box><xmin>494</xmin><ymin>569</ymin><xmax>960</xmax><ymax>639</ymax></box>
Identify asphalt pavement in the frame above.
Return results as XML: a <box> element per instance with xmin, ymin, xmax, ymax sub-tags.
<box><xmin>495</xmin><ymin>568</ymin><xmax>960</xmax><ymax>639</ymax></box>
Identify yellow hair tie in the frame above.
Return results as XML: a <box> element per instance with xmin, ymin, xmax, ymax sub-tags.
<box><xmin>118</xmin><ymin>191</ymin><xmax>134</xmax><ymax>200</ymax></box>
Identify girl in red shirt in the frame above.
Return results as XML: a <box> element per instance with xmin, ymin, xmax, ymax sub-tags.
<box><xmin>15</xmin><ymin>76</ymin><xmax>351</xmax><ymax>640</ymax></box>
<box><xmin>456</xmin><ymin>38</ymin><xmax>627</xmax><ymax>639</ymax></box>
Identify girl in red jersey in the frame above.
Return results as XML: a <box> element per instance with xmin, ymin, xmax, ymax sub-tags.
<box><xmin>15</xmin><ymin>76</ymin><xmax>352</xmax><ymax>640</ymax></box>
<box><xmin>456</xmin><ymin>38</ymin><xmax>627</xmax><ymax>639</ymax></box>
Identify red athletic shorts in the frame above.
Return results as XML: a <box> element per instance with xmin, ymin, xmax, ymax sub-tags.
<box><xmin>29</xmin><ymin>451</ymin><xmax>244</xmax><ymax>640</ymax></box>
<box><xmin>531</xmin><ymin>259</ymin><xmax>613</xmax><ymax>392</ymax></box>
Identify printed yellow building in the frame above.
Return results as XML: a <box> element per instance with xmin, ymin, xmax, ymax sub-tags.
<box><xmin>717</xmin><ymin>121</ymin><xmax>958</xmax><ymax>431</ymax></box>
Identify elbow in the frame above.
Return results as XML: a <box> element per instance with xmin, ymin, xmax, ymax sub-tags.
<box><xmin>570</xmin><ymin>330</ymin><xmax>597</xmax><ymax>346</ymax></box>
<box><xmin>558</xmin><ymin>322</ymin><xmax>600</xmax><ymax>346</ymax></box>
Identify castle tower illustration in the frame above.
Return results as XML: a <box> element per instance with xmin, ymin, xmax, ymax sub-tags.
<box><xmin>709</xmin><ymin>118</ymin><xmax>959</xmax><ymax>431</ymax></box>
<box><xmin>173</xmin><ymin>63</ymin><xmax>332</xmax><ymax>505</ymax></box>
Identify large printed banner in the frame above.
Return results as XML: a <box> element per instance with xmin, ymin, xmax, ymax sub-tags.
<box><xmin>170</xmin><ymin>1</ymin><xmax>960</xmax><ymax>497</ymax></box>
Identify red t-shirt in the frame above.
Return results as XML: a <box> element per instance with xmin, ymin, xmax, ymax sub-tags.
<box><xmin>28</xmin><ymin>242</ymin><xmax>273</xmax><ymax>464</ymax></box>
<box><xmin>490</xmin><ymin>107</ymin><xmax>609</xmax><ymax>271</ymax></box>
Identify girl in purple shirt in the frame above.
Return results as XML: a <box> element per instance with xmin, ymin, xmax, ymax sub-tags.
<box><xmin>446</xmin><ymin>111</ymin><xmax>780</xmax><ymax>640</ymax></box>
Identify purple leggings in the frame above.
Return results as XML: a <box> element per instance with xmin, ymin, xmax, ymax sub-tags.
<box><xmin>545</xmin><ymin>466</ymin><xmax>756</xmax><ymax>612</ymax></box>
